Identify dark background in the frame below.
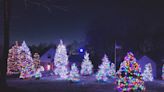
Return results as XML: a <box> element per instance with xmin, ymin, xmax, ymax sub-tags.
<box><xmin>0</xmin><ymin>0</ymin><xmax>164</xmax><ymax>78</ymax></box>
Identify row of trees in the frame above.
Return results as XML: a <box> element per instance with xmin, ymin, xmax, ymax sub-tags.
<box><xmin>53</xmin><ymin>40</ymin><xmax>115</xmax><ymax>81</ymax></box>
<box><xmin>54</xmin><ymin>40</ymin><xmax>157</xmax><ymax>91</ymax></box>
<box><xmin>7</xmin><ymin>39</ymin><xmax>160</xmax><ymax>81</ymax></box>
<box><xmin>54</xmin><ymin>40</ymin><xmax>157</xmax><ymax>83</ymax></box>
<box><xmin>6</xmin><ymin>39</ymin><xmax>162</xmax><ymax>92</ymax></box>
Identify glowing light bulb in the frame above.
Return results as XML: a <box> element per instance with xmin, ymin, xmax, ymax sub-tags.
<box><xmin>79</xmin><ymin>48</ymin><xmax>84</xmax><ymax>53</ymax></box>
<box><xmin>47</xmin><ymin>65</ymin><xmax>51</xmax><ymax>71</ymax></box>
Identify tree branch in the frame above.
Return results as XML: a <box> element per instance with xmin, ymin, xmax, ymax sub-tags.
<box><xmin>24</xmin><ymin>0</ymin><xmax>68</xmax><ymax>13</ymax></box>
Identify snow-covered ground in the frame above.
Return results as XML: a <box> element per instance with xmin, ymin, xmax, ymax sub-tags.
<box><xmin>5</xmin><ymin>75</ymin><xmax>164</xmax><ymax>92</ymax></box>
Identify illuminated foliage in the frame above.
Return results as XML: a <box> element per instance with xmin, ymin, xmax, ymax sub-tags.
<box><xmin>142</xmin><ymin>63</ymin><xmax>153</xmax><ymax>81</ymax></box>
<box><xmin>7</xmin><ymin>41</ymin><xmax>21</xmax><ymax>75</ymax></box>
<box><xmin>69</xmin><ymin>63</ymin><xmax>80</xmax><ymax>82</ymax></box>
<box><xmin>116</xmin><ymin>52</ymin><xmax>145</xmax><ymax>92</ymax></box>
<box><xmin>19</xmin><ymin>41</ymin><xmax>35</xmax><ymax>79</ymax></box>
<box><xmin>80</xmin><ymin>52</ymin><xmax>93</xmax><ymax>75</ymax></box>
<box><xmin>54</xmin><ymin>40</ymin><xmax>69</xmax><ymax>79</ymax></box>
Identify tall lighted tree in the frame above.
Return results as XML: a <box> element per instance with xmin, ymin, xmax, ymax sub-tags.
<box><xmin>162</xmin><ymin>64</ymin><xmax>164</xmax><ymax>80</ymax></box>
<box><xmin>80</xmin><ymin>52</ymin><xmax>93</xmax><ymax>75</ymax></box>
<box><xmin>19</xmin><ymin>41</ymin><xmax>35</xmax><ymax>79</ymax></box>
<box><xmin>116</xmin><ymin>52</ymin><xmax>145</xmax><ymax>92</ymax></box>
<box><xmin>69</xmin><ymin>63</ymin><xmax>80</xmax><ymax>82</ymax></box>
<box><xmin>142</xmin><ymin>63</ymin><xmax>153</xmax><ymax>81</ymax></box>
<box><xmin>7</xmin><ymin>41</ymin><xmax>21</xmax><ymax>75</ymax></box>
<box><xmin>54</xmin><ymin>40</ymin><xmax>69</xmax><ymax>79</ymax></box>
<box><xmin>96</xmin><ymin>54</ymin><xmax>110</xmax><ymax>81</ymax></box>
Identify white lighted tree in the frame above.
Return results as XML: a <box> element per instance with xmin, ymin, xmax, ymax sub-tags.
<box><xmin>96</xmin><ymin>54</ymin><xmax>109</xmax><ymax>81</ymax></box>
<box><xmin>109</xmin><ymin>63</ymin><xmax>116</xmax><ymax>77</ymax></box>
<box><xmin>96</xmin><ymin>65</ymin><xmax>108</xmax><ymax>82</ymax></box>
<box><xmin>80</xmin><ymin>52</ymin><xmax>93</xmax><ymax>75</ymax></box>
<box><xmin>142</xmin><ymin>63</ymin><xmax>154</xmax><ymax>81</ymax></box>
<box><xmin>54</xmin><ymin>40</ymin><xmax>69</xmax><ymax>79</ymax></box>
<box><xmin>19</xmin><ymin>41</ymin><xmax>35</xmax><ymax>79</ymax></box>
<box><xmin>69</xmin><ymin>63</ymin><xmax>80</xmax><ymax>82</ymax></box>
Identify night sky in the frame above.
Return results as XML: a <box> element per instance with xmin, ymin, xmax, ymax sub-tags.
<box><xmin>1</xmin><ymin>0</ymin><xmax>164</xmax><ymax>45</ymax></box>
<box><xmin>9</xmin><ymin>0</ymin><xmax>97</xmax><ymax>45</ymax></box>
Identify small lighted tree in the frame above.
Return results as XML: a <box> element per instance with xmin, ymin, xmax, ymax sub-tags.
<box><xmin>33</xmin><ymin>53</ymin><xmax>40</xmax><ymax>69</ymax></box>
<box><xmin>142</xmin><ymin>63</ymin><xmax>153</xmax><ymax>81</ymax></box>
<box><xmin>54</xmin><ymin>40</ymin><xmax>69</xmax><ymax>79</ymax></box>
<box><xmin>116</xmin><ymin>52</ymin><xmax>145</xmax><ymax>92</ymax></box>
<box><xmin>96</xmin><ymin>65</ymin><xmax>108</xmax><ymax>82</ymax></box>
<box><xmin>96</xmin><ymin>54</ymin><xmax>110</xmax><ymax>81</ymax></box>
<box><xmin>162</xmin><ymin>64</ymin><xmax>164</xmax><ymax>80</ymax></box>
<box><xmin>109</xmin><ymin>63</ymin><xmax>116</xmax><ymax>78</ymax></box>
<box><xmin>7</xmin><ymin>41</ymin><xmax>21</xmax><ymax>75</ymax></box>
<box><xmin>69</xmin><ymin>63</ymin><xmax>80</xmax><ymax>82</ymax></box>
<box><xmin>33</xmin><ymin>53</ymin><xmax>43</xmax><ymax>79</ymax></box>
<box><xmin>80</xmin><ymin>52</ymin><xmax>93</xmax><ymax>75</ymax></box>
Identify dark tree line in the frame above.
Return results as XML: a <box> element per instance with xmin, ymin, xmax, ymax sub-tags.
<box><xmin>29</xmin><ymin>43</ymin><xmax>56</xmax><ymax>56</ymax></box>
<box><xmin>85</xmin><ymin>1</ymin><xmax>164</xmax><ymax>78</ymax></box>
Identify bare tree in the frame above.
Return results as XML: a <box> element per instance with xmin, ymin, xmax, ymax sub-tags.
<box><xmin>0</xmin><ymin>0</ymin><xmax>10</xmax><ymax>87</ymax></box>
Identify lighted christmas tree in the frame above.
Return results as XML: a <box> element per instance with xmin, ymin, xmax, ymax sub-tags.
<box><xmin>116</xmin><ymin>52</ymin><xmax>145</xmax><ymax>92</ymax></box>
<box><xmin>96</xmin><ymin>65</ymin><xmax>108</xmax><ymax>82</ymax></box>
<box><xmin>69</xmin><ymin>63</ymin><xmax>80</xmax><ymax>82</ymax></box>
<box><xmin>162</xmin><ymin>64</ymin><xmax>164</xmax><ymax>80</ymax></box>
<box><xmin>33</xmin><ymin>53</ymin><xmax>43</xmax><ymax>79</ymax></box>
<box><xmin>96</xmin><ymin>54</ymin><xmax>110</xmax><ymax>81</ymax></box>
<box><xmin>33</xmin><ymin>53</ymin><xmax>40</xmax><ymax>68</ymax></box>
<box><xmin>80</xmin><ymin>52</ymin><xmax>93</xmax><ymax>75</ymax></box>
<box><xmin>19</xmin><ymin>41</ymin><xmax>35</xmax><ymax>79</ymax></box>
<box><xmin>109</xmin><ymin>63</ymin><xmax>116</xmax><ymax>78</ymax></box>
<box><xmin>7</xmin><ymin>41</ymin><xmax>21</xmax><ymax>75</ymax></box>
<box><xmin>142</xmin><ymin>63</ymin><xmax>153</xmax><ymax>81</ymax></box>
<box><xmin>54</xmin><ymin>40</ymin><xmax>69</xmax><ymax>79</ymax></box>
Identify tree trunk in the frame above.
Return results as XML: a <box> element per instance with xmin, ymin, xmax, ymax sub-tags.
<box><xmin>0</xmin><ymin>0</ymin><xmax>10</xmax><ymax>87</ymax></box>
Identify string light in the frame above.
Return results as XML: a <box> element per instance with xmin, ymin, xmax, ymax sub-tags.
<box><xmin>54</xmin><ymin>40</ymin><xmax>69</xmax><ymax>79</ymax></box>
<box><xmin>116</xmin><ymin>52</ymin><xmax>145</xmax><ymax>92</ymax></box>
<box><xmin>80</xmin><ymin>52</ymin><xmax>93</xmax><ymax>75</ymax></box>
<box><xmin>69</xmin><ymin>63</ymin><xmax>80</xmax><ymax>82</ymax></box>
<box><xmin>142</xmin><ymin>63</ymin><xmax>154</xmax><ymax>81</ymax></box>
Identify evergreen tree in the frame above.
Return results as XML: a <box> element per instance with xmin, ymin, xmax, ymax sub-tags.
<box><xmin>33</xmin><ymin>53</ymin><xmax>40</xmax><ymax>68</ymax></box>
<box><xmin>54</xmin><ymin>40</ymin><xmax>69</xmax><ymax>79</ymax></box>
<box><xmin>33</xmin><ymin>53</ymin><xmax>43</xmax><ymax>79</ymax></box>
<box><xmin>96</xmin><ymin>54</ymin><xmax>110</xmax><ymax>81</ymax></box>
<box><xmin>7</xmin><ymin>41</ymin><xmax>21</xmax><ymax>75</ymax></box>
<box><xmin>80</xmin><ymin>52</ymin><xmax>93</xmax><ymax>75</ymax></box>
<box><xmin>109</xmin><ymin>63</ymin><xmax>116</xmax><ymax>78</ymax></box>
<box><xmin>142</xmin><ymin>63</ymin><xmax>153</xmax><ymax>81</ymax></box>
<box><xmin>96</xmin><ymin>65</ymin><xmax>108</xmax><ymax>82</ymax></box>
<box><xmin>116</xmin><ymin>52</ymin><xmax>145</xmax><ymax>92</ymax></box>
<box><xmin>19</xmin><ymin>41</ymin><xmax>35</xmax><ymax>79</ymax></box>
<box><xmin>69</xmin><ymin>63</ymin><xmax>80</xmax><ymax>82</ymax></box>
